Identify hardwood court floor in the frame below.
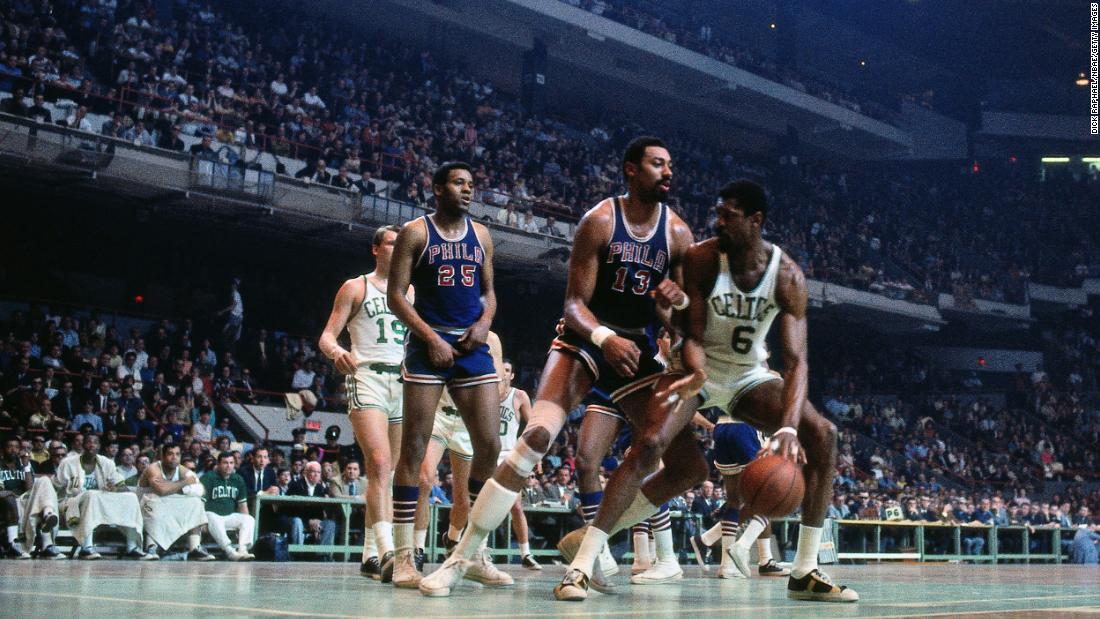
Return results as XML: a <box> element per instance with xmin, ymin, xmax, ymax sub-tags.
<box><xmin>0</xmin><ymin>560</ymin><xmax>1097</xmax><ymax>618</ymax></box>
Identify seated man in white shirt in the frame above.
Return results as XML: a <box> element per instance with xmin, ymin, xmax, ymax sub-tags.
<box><xmin>138</xmin><ymin>444</ymin><xmax>210</xmax><ymax>559</ymax></box>
<box><xmin>56</xmin><ymin>435</ymin><xmax>152</xmax><ymax>560</ymax></box>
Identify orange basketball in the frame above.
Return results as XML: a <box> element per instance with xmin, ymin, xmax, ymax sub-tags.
<box><xmin>739</xmin><ymin>454</ymin><xmax>805</xmax><ymax>518</ymax></box>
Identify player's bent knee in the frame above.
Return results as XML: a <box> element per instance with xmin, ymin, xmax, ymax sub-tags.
<box><xmin>634</xmin><ymin>433</ymin><xmax>667</xmax><ymax>469</ymax></box>
<box><xmin>520</xmin><ymin>426</ymin><xmax>552</xmax><ymax>454</ymax></box>
<box><xmin>503</xmin><ymin>438</ymin><xmax>543</xmax><ymax>478</ymax></box>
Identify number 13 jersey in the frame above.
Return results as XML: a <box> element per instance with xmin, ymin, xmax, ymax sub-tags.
<box><xmin>704</xmin><ymin>244</ymin><xmax>783</xmax><ymax>369</ymax></box>
<box><xmin>588</xmin><ymin>197</ymin><xmax>670</xmax><ymax>334</ymax></box>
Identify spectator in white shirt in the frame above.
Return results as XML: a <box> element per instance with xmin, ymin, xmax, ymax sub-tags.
<box><xmin>303</xmin><ymin>86</ymin><xmax>325</xmax><ymax>109</ymax></box>
<box><xmin>520</xmin><ymin>209</ymin><xmax>540</xmax><ymax>234</ymax></box>
<box><xmin>495</xmin><ymin>203</ymin><xmax>519</xmax><ymax>228</ymax></box>
<box><xmin>117</xmin><ymin>352</ymin><xmax>144</xmax><ymax>391</ymax></box>
<box><xmin>270</xmin><ymin>74</ymin><xmax>288</xmax><ymax>97</ymax></box>
<box><xmin>291</xmin><ymin>362</ymin><xmax>316</xmax><ymax>391</ymax></box>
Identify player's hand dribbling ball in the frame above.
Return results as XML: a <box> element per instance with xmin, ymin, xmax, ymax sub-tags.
<box><xmin>739</xmin><ymin>454</ymin><xmax>805</xmax><ymax>518</ymax></box>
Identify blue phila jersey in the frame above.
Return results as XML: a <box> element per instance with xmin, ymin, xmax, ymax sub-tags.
<box><xmin>412</xmin><ymin>214</ymin><xmax>486</xmax><ymax>330</ymax></box>
<box><xmin>588</xmin><ymin>197</ymin><xmax>670</xmax><ymax>332</ymax></box>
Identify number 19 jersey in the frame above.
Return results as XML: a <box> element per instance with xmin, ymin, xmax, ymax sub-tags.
<box><xmin>348</xmin><ymin>277</ymin><xmax>406</xmax><ymax>365</ymax></box>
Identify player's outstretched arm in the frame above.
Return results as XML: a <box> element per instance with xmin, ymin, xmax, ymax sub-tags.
<box><xmin>656</xmin><ymin>240</ymin><xmax>715</xmax><ymax>403</ymax></box>
<box><xmin>772</xmin><ymin>254</ymin><xmax>810</xmax><ymax>462</ymax></box>
<box><xmin>319</xmin><ymin>277</ymin><xmax>363</xmax><ymax>376</ymax></box>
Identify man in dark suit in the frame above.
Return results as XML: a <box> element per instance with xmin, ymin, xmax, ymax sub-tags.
<box><xmin>287</xmin><ymin>461</ymin><xmax>336</xmax><ymax>558</ymax></box>
<box><xmin>50</xmin><ymin>380</ymin><xmax>80</xmax><ymax>420</ymax></box>
<box><xmin>89</xmin><ymin>381</ymin><xmax>113</xmax><ymax>413</ymax></box>
<box><xmin>238</xmin><ymin>446</ymin><xmax>277</xmax><ymax>500</ymax></box>
<box><xmin>692</xmin><ymin>480</ymin><xmax>722</xmax><ymax>531</ymax></box>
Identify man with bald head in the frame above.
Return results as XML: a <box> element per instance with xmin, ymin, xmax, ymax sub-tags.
<box><xmin>287</xmin><ymin>460</ymin><xmax>337</xmax><ymax>559</ymax></box>
<box><xmin>56</xmin><ymin>434</ymin><xmax>151</xmax><ymax>559</ymax></box>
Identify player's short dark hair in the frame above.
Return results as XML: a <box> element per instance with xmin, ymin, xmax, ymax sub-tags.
<box><xmin>159</xmin><ymin>443</ymin><xmax>180</xmax><ymax>456</ymax></box>
<box><xmin>431</xmin><ymin>161</ymin><xmax>473</xmax><ymax>189</ymax></box>
<box><xmin>718</xmin><ymin>179</ymin><xmax>769</xmax><ymax>221</ymax></box>
<box><xmin>251</xmin><ymin>446</ymin><xmax>269</xmax><ymax>459</ymax></box>
<box><xmin>217</xmin><ymin>451</ymin><xmax>234</xmax><ymax>463</ymax></box>
<box><xmin>372</xmin><ymin>224</ymin><xmax>400</xmax><ymax>247</ymax></box>
<box><xmin>622</xmin><ymin>136</ymin><xmax>668</xmax><ymax>177</ymax></box>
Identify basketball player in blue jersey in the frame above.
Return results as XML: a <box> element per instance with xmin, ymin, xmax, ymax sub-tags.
<box><xmin>419</xmin><ymin>136</ymin><xmax>698</xmax><ymax>598</ymax></box>
<box><xmin>659</xmin><ymin>180</ymin><xmax>857</xmax><ymax>602</ymax></box>
<box><xmin>386</xmin><ymin>161</ymin><xmax>505</xmax><ymax>589</ymax></box>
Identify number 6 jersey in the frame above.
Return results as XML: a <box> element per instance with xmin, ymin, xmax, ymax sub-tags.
<box><xmin>704</xmin><ymin>244</ymin><xmax>782</xmax><ymax>369</ymax></box>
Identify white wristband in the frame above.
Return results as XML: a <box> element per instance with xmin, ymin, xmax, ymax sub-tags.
<box><xmin>773</xmin><ymin>426</ymin><xmax>797</xmax><ymax>438</ymax></box>
<box><xmin>590</xmin><ymin>326</ymin><xmax>615</xmax><ymax>348</ymax></box>
<box><xmin>672</xmin><ymin>296</ymin><xmax>690</xmax><ymax>311</ymax></box>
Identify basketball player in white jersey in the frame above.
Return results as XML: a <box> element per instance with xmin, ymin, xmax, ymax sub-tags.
<box><xmin>661</xmin><ymin>180</ymin><xmax>857</xmax><ymax>602</ymax></box>
<box><xmin>496</xmin><ymin>359</ymin><xmax>540</xmax><ymax>570</ymax></box>
<box><xmin>319</xmin><ymin>224</ymin><xmax>407</xmax><ymax>581</ymax></box>
<box><xmin>408</xmin><ymin>333</ymin><xmax>513</xmax><ymax>584</ymax></box>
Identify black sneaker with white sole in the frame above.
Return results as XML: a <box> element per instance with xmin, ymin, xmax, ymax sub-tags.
<box><xmin>414</xmin><ymin>547</ymin><xmax>425</xmax><ymax>572</ymax></box>
<box><xmin>361</xmin><ymin>556</ymin><xmax>381</xmax><ymax>579</ymax></box>
<box><xmin>379</xmin><ymin>550</ymin><xmax>395</xmax><ymax>583</ymax></box>
<box><xmin>521</xmin><ymin>554</ymin><xmax>542</xmax><ymax>570</ymax></box>
<box><xmin>759</xmin><ymin>560</ymin><xmax>790</xmax><ymax>577</ymax></box>
<box><xmin>787</xmin><ymin>569</ymin><xmax>859</xmax><ymax>602</ymax></box>
<box><xmin>188</xmin><ymin>547</ymin><xmax>216</xmax><ymax>562</ymax></box>
<box><xmin>688</xmin><ymin>534</ymin><xmax>712</xmax><ymax>569</ymax></box>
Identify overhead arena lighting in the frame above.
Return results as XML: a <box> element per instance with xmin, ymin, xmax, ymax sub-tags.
<box><xmin>1040</xmin><ymin>157</ymin><xmax>1070</xmax><ymax>163</ymax></box>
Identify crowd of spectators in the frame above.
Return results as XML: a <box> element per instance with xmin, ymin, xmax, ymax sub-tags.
<box><xmin>3</xmin><ymin>1</ymin><xmax>1100</xmax><ymax>306</ymax></box>
<box><xmin>2</xmin><ymin>0</ymin><xmax>1100</xmax><ymax>563</ymax></box>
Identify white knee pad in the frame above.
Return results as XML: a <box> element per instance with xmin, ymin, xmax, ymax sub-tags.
<box><xmin>503</xmin><ymin>439</ymin><xmax>543</xmax><ymax>478</ymax></box>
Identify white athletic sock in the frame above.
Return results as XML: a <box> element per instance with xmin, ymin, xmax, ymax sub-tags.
<box><xmin>720</xmin><ymin>532</ymin><xmax>733</xmax><ymax>568</ymax></box>
<box><xmin>453</xmin><ymin>479</ymin><xmax>518</xmax><ymax>560</ymax></box>
<box><xmin>393</xmin><ymin>522</ymin><xmax>413</xmax><ymax>554</ymax></box>
<box><xmin>757</xmin><ymin>538</ymin><xmax>774</xmax><ymax>565</ymax></box>
<box><xmin>653</xmin><ymin>527</ymin><xmax>675</xmax><ymax>562</ymax></box>
<box><xmin>414</xmin><ymin>528</ymin><xmax>427</xmax><ymax>550</ymax></box>
<box><xmin>447</xmin><ymin>523</ymin><xmax>463</xmax><ymax>542</ymax></box>
<box><xmin>610</xmin><ymin>493</ymin><xmax>659</xmax><ymax>534</ymax></box>
<box><xmin>648</xmin><ymin>537</ymin><xmax>656</xmax><ymax>561</ymax></box>
<box><xmin>39</xmin><ymin>531</ymin><xmax>53</xmax><ymax>547</ymax></box>
<box><xmin>700</xmin><ymin>521</ymin><xmax>723</xmax><ymax>547</ymax></box>
<box><xmin>791</xmin><ymin>525</ymin><xmax>823</xmax><ymax>578</ymax></box>
<box><xmin>5</xmin><ymin>525</ymin><xmax>17</xmax><ymax>544</ymax></box>
<box><xmin>632</xmin><ymin>531</ymin><xmax>650</xmax><ymax>565</ymax></box>
<box><xmin>569</xmin><ymin>527</ymin><xmax>609</xmax><ymax>577</ymax></box>
<box><xmin>373</xmin><ymin>521</ymin><xmax>394</xmax><ymax>555</ymax></box>
<box><xmin>187</xmin><ymin>533</ymin><xmax>201</xmax><ymax>551</ymax></box>
<box><xmin>735</xmin><ymin>516</ymin><xmax>767</xmax><ymax>550</ymax></box>
<box><xmin>363</xmin><ymin>527</ymin><xmax>377</xmax><ymax>559</ymax></box>
<box><xmin>519</xmin><ymin>542</ymin><xmax>530</xmax><ymax>556</ymax></box>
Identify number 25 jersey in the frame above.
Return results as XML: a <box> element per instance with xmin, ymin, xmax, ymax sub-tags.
<box><xmin>412</xmin><ymin>214</ymin><xmax>486</xmax><ymax>331</ymax></box>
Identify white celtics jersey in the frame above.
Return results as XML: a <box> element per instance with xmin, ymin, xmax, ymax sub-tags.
<box><xmin>347</xmin><ymin>275</ymin><xmax>407</xmax><ymax>365</ymax></box>
<box><xmin>498</xmin><ymin>387</ymin><xmax>521</xmax><ymax>452</ymax></box>
<box><xmin>704</xmin><ymin>244</ymin><xmax>783</xmax><ymax>368</ymax></box>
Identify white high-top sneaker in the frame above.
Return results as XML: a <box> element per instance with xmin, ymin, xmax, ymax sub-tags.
<box><xmin>630</xmin><ymin>558</ymin><xmax>683</xmax><ymax>585</ymax></box>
